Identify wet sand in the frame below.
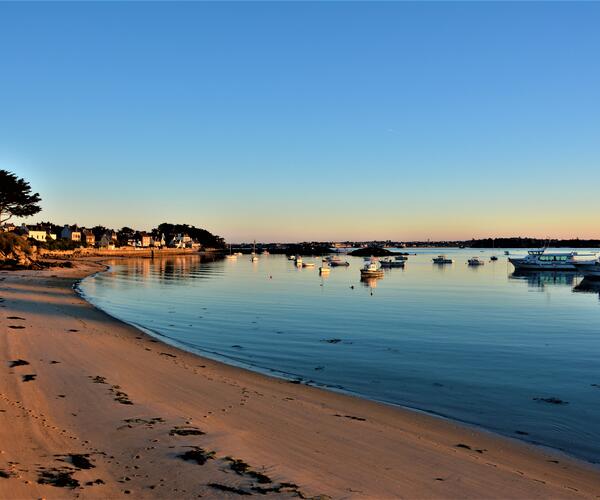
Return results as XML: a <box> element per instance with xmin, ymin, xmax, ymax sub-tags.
<box><xmin>1</xmin><ymin>260</ymin><xmax>599</xmax><ymax>499</ymax></box>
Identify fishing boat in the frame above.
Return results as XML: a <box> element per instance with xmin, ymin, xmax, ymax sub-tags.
<box><xmin>380</xmin><ymin>257</ymin><xmax>405</xmax><ymax>268</ymax></box>
<box><xmin>468</xmin><ymin>257</ymin><xmax>485</xmax><ymax>266</ymax></box>
<box><xmin>360</xmin><ymin>259</ymin><xmax>384</xmax><ymax>278</ymax></box>
<box><xmin>508</xmin><ymin>249</ymin><xmax>597</xmax><ymax>271</ymax></box>
<box><xmin>432</xmin><ymin>255</ymin><xmax>453</xmax><ymax>264</ymax></box>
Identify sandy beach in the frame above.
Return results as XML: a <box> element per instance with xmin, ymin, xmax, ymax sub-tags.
<box><xmin>1</xmin><ymin>260</ymin><xmax>599</xmax><ymax>499</ymax></box>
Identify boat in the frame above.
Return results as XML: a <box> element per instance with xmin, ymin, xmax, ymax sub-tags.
<box><xmin>250</xmin><ymin>241</ymin><xmax>259</xmax><ymax>262</ymax></box>
<box><xmin>262</xmin><ymin>250</ymin><xmax>269</xmax><ymax>255</ymax></box>
<box><xmin>508</xmin><ymin>249</ymin><xmax>597</xmax><ymax>271</ymax></box>
<box><xmin>468</xmin><ymin>257</ymin><xmax>485</xmax><ymax>266</ymax></box>
<box><xmin>302</xmin><ymin>262</ymin><xmax>315</xmax><ymax>268</ymax></box>
<box><xmin>360</xmin><ymin>259</ymin><xmax>384</xmax><ymax>279</ymax></box>
<box><xmin>329</xmin><ymin>256</ymin><xmax>350</xmax><ymax>267</ymax></box>
<box><xmin>573</xmin><ymin>258</ymin><xmax>600</xmax><ymax>280</ymax></box>
<box><xmin>294</xmin><ymin>255</ymin><xmax>303</xmax><ymax>267</ymax></box>
<box><xmin>504</xmin><ymin>251</ymin><xmax>510</xmax><ymax>255</ymax></box>
<box><xmin>490</xmin><ymin>256</ymin><xmax>498</xmax><ymax>261</ymax></box>
<box><xmin>432</xmin><ymin>255</ymin><xmax>453</xmax><ymax>264</ymax></box>
<box><xmin>288</xmin><ymin>255</ymin><xmax>296</xmax><ymax>260</ymax></box>
<box><xmin>380</xmin><ymin>257</ymin><xmax>405</xmax><ymax>268</ymax></box>
<box><xmin>319</xmin><ymin>263</ymin><xmax>331</xmax><ymax>275</ymax></box>
<box><xmin>235</xmin><ymin>252</ymin><xmax>243</xmax><ymax>256</ymax></box>
<box><xmin>225</xmin><ymin>244</ymin><xmax>237</xmax><ymax>259</ymax></box>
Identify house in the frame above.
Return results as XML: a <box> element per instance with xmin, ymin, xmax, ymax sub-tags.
<box><xmin>61</xmin><ymin>225</ymin><xmax>81</xmax><ymax>242</ymax></box>
<box><xmin>17</xmin><ymin>224</ymin><xmax>56</xmax><ymax>242</ymax></box>
<box><xmin>81</xmin><ymin>229</ymin><xmax>95</xmax><ymax>247</ymax></box>
<box><xmin>151</xmin><ymin>233</ymin><xmax>166</xmax><ymax>248</ymax></box>
<box><xmin>138</xmin><ymin>232</ymin><xmax>151</xmax><ymax>248</ymax></box>
<box><xmin>169</xmin><ymin>233</ymin><xmax>192</xmax><ymax>248</ymax></box>
<box><xmin>99</xmin><ymin>231</ymin><xmax>117</xmax><ymax>249</ymax></box>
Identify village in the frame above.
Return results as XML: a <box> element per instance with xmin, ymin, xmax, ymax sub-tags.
<box><xmin>0</xmin><ymin>222</ymin><xmax>220</xmax><ymax>251</ymax></box>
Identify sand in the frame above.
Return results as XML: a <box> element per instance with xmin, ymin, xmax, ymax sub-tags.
<box><xmin>1</xmin><ymin>260</ymin><xmax>599</xmax><ymax>499</ymax></box>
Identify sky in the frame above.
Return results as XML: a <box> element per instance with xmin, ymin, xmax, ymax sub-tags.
<box><xmin>1</xmin><ymin>2</ymin><xmax>599</xmax><ymax>242</ymax></box>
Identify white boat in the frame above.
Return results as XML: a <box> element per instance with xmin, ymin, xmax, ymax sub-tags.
<box><xmin>288</xmin><ymin>255</ymin><xmax>296</xmax><ymax>260</ymax></box>
<box><xmin>360</xmin><ymin>260</ymin><xmax>384</xmax><ymax>278</ymax></box>
<box><xmin>319</xmin><ymin>263</ymin><xmax>331</xmax><ymax>274</ymax></box>
<box><xmin>380</xmin><ymin>257</ymin><xmax>405</xmax><ymax>268</ymax></box>
<box><xmin>468</xmin><ymin>257</ymin><xmax>485</xmax><ymax>266</ymax></box>
<box><xmin>295</xmin><ymin>255</ymin><xmax>303</xmax><ymax>267</ymax></box>
<box><xmin>573</xmin><ymin>258</ymin><xmax>600</xmax><ymax>279</ymax></box>
<box><xmin>302</xmin><ymin>261</ymin><xmax>315</xmax><ymax>268</ymax></box>
<box><xmin>508</xmin><ymin>249</ymin><xmax>597</xmax><ymax>271</ymax></box>
<box><xmin>250</xmin><ymin>241</ymin><xmax>258</xmax><ymax>262</ymax></box>
<box><xmin>225</xmin><ymin>244</ymin><xmax>237</xmax><ymax>259</ymax></box>
<box><xmin>235</xmin><ymin>252</ymin><xmax>243</xmax><ymax>256</ymax></box>
<box><xmin>262</xmin><ymin>250</ymin><xmax>269</xmax><ymax>255</ymax></box>
<box><xmin>432</xmin><ymin>255</ymin><xmax>453</xmax><ymax>264</ymax></box>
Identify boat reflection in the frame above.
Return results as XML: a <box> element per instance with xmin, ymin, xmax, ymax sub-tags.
<box><xmin>360</xmin><ymin>276</ymin><xmax>381</xmax><ymax>289</ymax></box>
<box><xmin>573</xmin><ymin>278</ymin><xmax>600</xmax><ymax>301</ymax></box>
<box><xmin>508</xmin><ymin>270</ymin><xmax>581</xmax><ymax>289</ymax></box>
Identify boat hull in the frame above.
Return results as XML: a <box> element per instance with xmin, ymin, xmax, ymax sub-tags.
<box><xmin>574</xmin><ymin>262</ymin><xmax>600</xmax><ymax>279</ymax></box>
<box><xmin>509</xmin><ymin>258</ymin><xmax>577</xmax><ymax>271</ymax></box>
<box><xmin>360</xmin><ymin>270</ymin><xmax>384</xmax><ymax>278</ymax></box>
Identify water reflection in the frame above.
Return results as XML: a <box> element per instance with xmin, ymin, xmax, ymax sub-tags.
<box><xmin>509</xmin><ymin>270</ymin><xmax>581</xmax><ymax>289</ymax></box>
<box><xmin>105</xmin><ymin>255</ymin><xmax>223</xmax><ymax>284</ymax></box>
<box><xmin>573</xmin><ymin>278</ymin><xmax>600</xmax><ymax>301</ymax></box>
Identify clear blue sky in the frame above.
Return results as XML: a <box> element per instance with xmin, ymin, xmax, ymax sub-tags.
<box><xmin>1</xmin><ymin>2</ymin><xmax>599</xmax><ymax>242</ymax></box>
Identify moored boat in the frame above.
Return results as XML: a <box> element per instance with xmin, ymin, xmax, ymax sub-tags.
<box><xmin>380</xmin><ymin>257</ymin><xmax>405</xmax><ymax>268</ymax></box>
<box><xmin>468</xmin><ymin>257</ymin><xmax>484</xmax><ymax>266</ymax></box>
<box><xmin>573</xmin><ymin>258</ymin><xmax>600</xmax><ymax>280</ymax></box>
<box><xmin>360</xmin><ymin>259</ymin><xmax>384</xmax><ymax>278</ymax></box>
<box><xmin>302</xmin><ymin>261</ymin><xmax>315</xmax><ymax>268</ymax></box>
<box><xmin>508</xmin><ymin>250</ymin><xmax>597</xmax><ymax>271</ymax></box>
<box><xmin>432</xmin><ymin>255</ymin><xmax>453</xmax><ymax>264</ymax></box>
<box><xmin>329</xmin><ymin>256</ymin><xmax>350</xmax><ymax>267</ymax></box>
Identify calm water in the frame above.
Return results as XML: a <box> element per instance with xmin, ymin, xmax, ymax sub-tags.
<box><xmin>79</xmin><ymin>249</ymin><xmax>600</xmax><ymax>463</ymax></box>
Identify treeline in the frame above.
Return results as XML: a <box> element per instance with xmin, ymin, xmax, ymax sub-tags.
<box><xmin>469</xmin><ymin>237</ymin><xmax>600</xmax><ymax>248</ymax></box>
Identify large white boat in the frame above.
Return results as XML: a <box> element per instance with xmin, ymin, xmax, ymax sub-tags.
<box><xmin>574</xmin><ymin>258</ymin><xmax>600</xmax><ymax>279</ymax></box>
<box><xmin>508</xmin><ymin>250</ymin><xmax>596</xmax><ymax>271</ymax></box>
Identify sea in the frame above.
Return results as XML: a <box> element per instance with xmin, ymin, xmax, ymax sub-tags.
<box><xmin>78</xmin><ymin>248</ymin><xmax>600</xmax><ymax>463</ymax></box>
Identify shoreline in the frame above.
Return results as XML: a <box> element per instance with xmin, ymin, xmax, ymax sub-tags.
<box><xmin>1</xmin><ymin>259</ymin><xmax>600</xmax><ymax>498</ymax></box>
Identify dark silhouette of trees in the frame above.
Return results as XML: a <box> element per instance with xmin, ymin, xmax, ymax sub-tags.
<box><xmin>0</xmin><ymin>170</ymin><xmax>42</xmax><ymax>224</ymax></box>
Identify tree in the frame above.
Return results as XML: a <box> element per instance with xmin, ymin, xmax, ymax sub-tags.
<box><xmin>0</xmin><ymin>170</ymin><xmax>42</xmax><ymax>224</ymax></box>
